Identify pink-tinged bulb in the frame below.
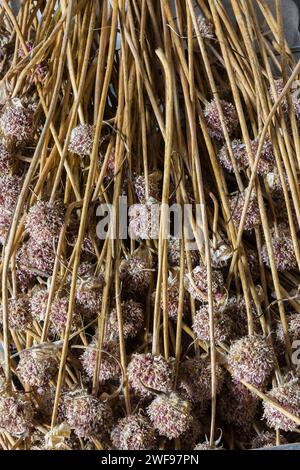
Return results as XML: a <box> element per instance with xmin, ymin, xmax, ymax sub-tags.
<box><xmin>0</xmin><ymin>212</ymin><xmax>14</xmax><ymax>245</ymax></box>
<box><xmin>147</xmin><ymin>392</ymin><xmax>192</xmax><ymax>439</ymax></box>
<box><xmin>270</xmin><ymin>79</ymin><xmax>300</xmax><ymax>117</ymax></box>
<box><xmin>224</xmin><ymin>296</ymin><xmax>261</xmax><ymax>339</ymax></box>
<box><xmin>220</xmin><ymin>139</ymin><xmax>275</xmax><ymax>175</ymax></box>
<box><xmin>16</xmin><ymin>266</ymin><xmax>36</xmax><ymax>293</ymax></box>
<box><xmin>119</xmin><ymin>255</ymin><xmax>152</xmax><ymax>297</ymax></box>
<box><xmin>29</xmin><ymin>285</ymin><xmax>48</xmax><ymax>322</ymax></box>
<box><xmin>0</xmin><ymin>98</ymin><xmax>33</xmax><ymax>144</ymax></box>
<box><xmin>0</xmin><ymin>174</ymin><xmax>22</xmax><ymax>244</ymax></box>
<box><xmin>218</xmin><ymin>139</ymin><xmax>247</xmax><ymax>173</ymax></box>
<box><xmin>18</xmin><ymin>42</ymin><xmax>48</xmax><ymax>83</ymax></box>
<box><xmin>75</xmin><ymin>275</ymin><xmax>103</xmax><ymax>321</ymax></box>
<box><xmin>67</xmin><ymin>230</ymin><xmax>96</xmax><ymax>259</ymax></box>
<box><xmin>17</xmin><ymin>41</ymin><xmax>33</xmax><ymax>59</ymax></box>
<box><xmin>65</xmin><ymin>260</ymin><xmax>95</xmax><ymax>285</ymax></box>
<box><xmin>263</xmin><ymin>380</ymin><xmax>300</xmax><ymax>431</ymax></box>
<box><xmin>62</xmin><ymin>388</ymin><xmax>112</xmax><ymax>438</ymax></box>
<box><xmin>0</xmin><ymin>295</ymin><xmax>32</xmax><ymax>331</ymax></box>
<box><xmin>193</xmin><ymin>306</ymin><xmax>234</xmax><ymax>345</ymax></box>
<box><xmin>107</xmin><ymin>300</ymin><xmax>144</xmax><ymax>340</ymax></box>
<box><xmin>127</xmin><ymin>353</ymin><xmax>174</xmax><ymax>398</ymax></box>
<box><xmin>177</xmin><ymin>358</ymin><xmax>225</xmax><ymax>403</ymax></box>
<box><xmin>154</xmin><ymin>276</ymin><xmax>188</xmax><ymax>321</ymax></box>
<box><xmin>0</xmin><ymin>174</ymin><xmax>22</xmax><ymax>212</ymax></box>
<box><xmin>218</xmin><ymin>378</ymin><xmax>258</xmax><ymax>428</ymax></box>
<box><xmin>25</xmin><ymin>200</ymin><xmax>65</xmax><ymax>246</ymax></box>
<box><xmin>0</xmin><ymin>140</ymin><xmax>13</xmax><ymax>173</ymax></box>
<box><xmin>229</xmin><ymin>190</ymin><xmax>260</xmax><ymax>232</ymax></box>
<box><xmin>276</xmin><ymin>312</ymin><xmax>300</xmax><ymax>346</ymax></box>
<box><xmin>250</xmin><ymin>431</ymin><xmax>287</xmax><ymax>449</ymax></box>
<box><xmin>17</xmin><ymin>350</ymin><xmax>58</xmax><ymax>388</ymax></box>
<box><xmin>204</xmin><ymin>99</ymin><xmax>238</xmax><ymax>141</ymax></box>
<box><xmin>270</xmin><ymin>79</ymin><xmax>288</xmax><ymax>112</ymax></box>
<box><xmin>81</xmin><ymin>339</ymin><xmax>120</xmax><ymax>383</ymax></box>
<box><xmin>33</xmin><ymin>61</ymin><xmax>48</xmax><ymax>83</ymax></box>
<box><xmin>184</xmin><ymin>265</ymin><xmax>226</xmax><ymax>304</ymax></box>
<box><xmin>111</xmin><ymin>415</ymin><xmax>156</xmax><ymax>450</ymax></box>
<box><xmin>50</xmin><ymin>295</ymin><xmax>81</xmax><ymax>335</ymax></box>
<box><xmin>128</xmin><ymin>199</ymin><xmax>160</xmax><ymax>240</ymax></box>
<box><xmin>194</xmin><ymin>442</ymin><xmax>224</xmax><ymax>450</ymax></box>
<box><xmin>196</xmin><ymin>16</ymin><xmax>215</xmax><ymax>39</ymax></box>
<box><xmin>227</xmin><ymin>335</ymin><xmax>275</xmax><ymax>388</ymax></box>
<box><xmin>68</xmin><ymin>124</ymin><xmax>95</xmax><ymax>156</ymax></box>
<box><xmin>17</xmin><ymin>238</ymin><xmax>55</xmax><ymax>277</ymax></box>
<box><xmin>133</xmin><ymin>171</ymin><xmax>162</xmax><ymax>203</ymax></box>
<box><xmin>0</xmin><ymin>393</ymin><xmax>34</xmax><ymax>437</ymax></box>
<box><xmin>244</xmin><ymin>139</ymin><xmax>275</xmax><ymax>176</ymax></box>
<box><xmin>168</xmin><ymin>236</ymin><xmax>199</xmax><ymax>268</ymax></box>
<box><xmin>266</xmin><ymin>167</ymin><xmax>290</xmax><ymax>194</ymax></box>
<box><xmin>261</xmin><ymin>233</ymin><xmax>297</xmax><ymax>272</ymax></box>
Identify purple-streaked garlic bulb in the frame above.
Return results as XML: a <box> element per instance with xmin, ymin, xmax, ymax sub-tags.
<box><xmin>68</xmin><ymin>124</ymin><xmax>95</xmax><ymax>156</ymax></box>
<box><xmin>25</xmin><ymin>200</ymin><xmax>65</xmax><ymax>246</ymax></box>
<box><xmin>17</xmin><ymin>238</ymin><xmax>56</xmax><ymax>277</ymax></box>
<box><xmin>133</xmin><ymin>171</ymin><xmax>162</xmax><ymax>203</ymax></box>
<box><xmin>168</xmin><ymin>236</ymin><xmax>199</xmax><ymax>268</ymax></box>
<box><xmin>177</xmin><ymin>358</ymin><xmax>225</xmax><ymax>403</ymax></box>
<box><xmin>75</xmin><ymin>274</ymin><xmax>103</xmax><ymax>321</ymax></box>
<box><xmin>119</xmin><ymin>254</ymin><xmax>152</xmax><ymax>297</ymax></box>
<box><xmin>111</xmin><ymin>414</ymin><xmax>156</xmax><ymax>450</ymax></box>
<box><xmin>0</xmin><ymin>98</ymin><xmax>34</xmax><ymax>145</ymax></box>
<box><xmin>128</xmin><ymin>198</ymin><xmax>160</xmax><ymax>240</ymax></box>
<box><xmin>276</xmin><ymin>313</ymin><xmax>300</xmax><ymax>348</ymax></box>
<box><xmin>127</xmin><ymin>353</ymin><xmax>174</xmax><ymax>398</ymax></box>
<box><xmin>29</xmin><ymin>285</ymin><xmax>48</xmax><ymax>322</ymax></box>
<box><xmin>195</xmin><ymin>16</ymin><xmax>215</xmax><ymax>40</ymax></box>
<box><xmin>17</xmin><ymin>349</ymin><xmax>58</xmax><ymax>388</ymax></box>
<box><xmin>107</xmin><ymin>300</ymin><xmax>144</xmax><ymax>340</ymax></box>
<box><xmin>50</xmin><ymin>294</ymin><xmax>81</xmax><ymax>335</ymax></box>
<box><xmin>229</xmin><ymin>190</ymin><xmax>260</xmax><ymax>232</ymax></box>
<box><xmin>0</xmin><ymin>295</ymin><xmax>32</xmax><ymax>331</ymax></box>
<box><xmin>228</xmin><ymin>335</ymin><xmax>275</xmax><ymax>388</ymax></box>
<box><xmin>81</xmin><ymin>338</ymin><xmax>120</xmax><ymax>383</ymax></box>
<box><xmin>0</xmin><ymin>140</ymin><xmax>13</xmax><ymax>173</ymax></box>
<box><xmin>62</xmin><ymin>388</ymin><xmax>112</xmax><ymax>438</ymax></box>
<box><xmin>193</xmin><ymin>306</ymin><xmax>233</xmax><ymax>344</ymax></box>
<box><xmin>0</xmin><ymin>393</ymin><xmax>34</xmax><ymax>437</ymax></box>
<box><xmin>147</xmin><ymin>392</ymin><xmax>192</xmax><ymax>439</ymax></box>
<box><xmin>261</xmin><ymin>232</ymin><xmax>297</xmax><ymax>272</ymax></box>
<box><xmin>0</xmin><ymin>174</ymin><xmax>22</xmax><ymax>244</ymax></box>
<box><xmin>184</xmin><ymin>264</ymin><xmax>226</xmax><ymax>305</ymax></box>
<box><xmin>263</xmin><ymin>380</ymin><xmax>300</xmax><ymax>431</ymax></box>
<box><xmin>204</xmin><ymin>99</ymin><xmax>238</xmax><ymax>141</ymax></box>
<box><xmin>218</xmin><ymin>139</ymin><xmax>247</xmax><ymax>173</ymax></box>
